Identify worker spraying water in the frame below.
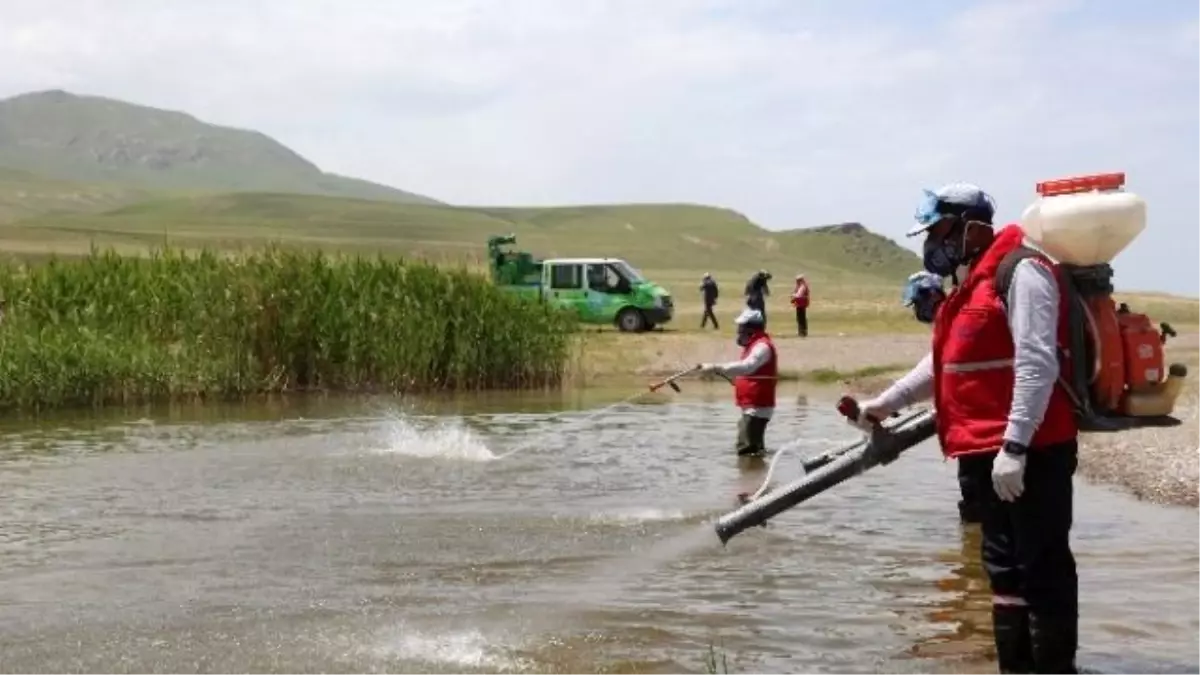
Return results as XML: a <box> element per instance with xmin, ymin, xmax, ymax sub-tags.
<box><xmin>712</xmin><ymin>173</ymin><xmax>1188</xmax><ymax>675</ymax></box>
<box><xmin>696</xmin><ymin>307</ymin><xmax>778</xmax><ymax>461</ymax></box>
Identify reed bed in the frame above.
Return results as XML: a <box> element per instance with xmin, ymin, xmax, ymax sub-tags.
<box><xmin>0</xmin><ymin>246</ymin><xmax>576</xmax><ymax>412</ymax></box>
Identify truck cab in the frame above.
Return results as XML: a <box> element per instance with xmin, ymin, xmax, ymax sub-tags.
<box><xmin>540</xmin><ymin>257</ymin><xmax>673</xmax><ymax>332</ymax></box>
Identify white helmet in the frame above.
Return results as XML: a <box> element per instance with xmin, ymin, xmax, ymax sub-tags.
<box><xmin>734</xmin><ymin>307</ymin><xmax>765</xmax><ymax>326</ymax></box>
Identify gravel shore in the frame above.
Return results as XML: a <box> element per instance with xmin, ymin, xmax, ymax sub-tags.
<box><xmin>614</xmin><ymin>330</ymin><xmax>1199</xmax><ymax>507</ymax></box>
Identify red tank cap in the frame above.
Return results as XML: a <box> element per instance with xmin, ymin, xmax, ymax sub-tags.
<box><xmin>1036</xmin><ymin>172</ymin><xmax>1126</xmax><ymax>197</ymax></box>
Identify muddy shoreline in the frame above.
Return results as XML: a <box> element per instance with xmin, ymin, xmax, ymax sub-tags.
<box><xmin>587</xmin><ymin>330</ymin><xmax>1200</xmax><ymax>507</ymax></box>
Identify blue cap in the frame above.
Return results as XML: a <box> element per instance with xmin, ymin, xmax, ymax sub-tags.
<box><xmin>901</xmin><ymin>271</ymin><xmax>945</xmax><ymax>306</ymax></box>
<box><xmin>907</xmin><ymin>183</ymin><xmax>996</xmax><ymax>237</ymax></box>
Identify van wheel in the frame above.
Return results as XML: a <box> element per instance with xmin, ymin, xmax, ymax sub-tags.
<box><xmin>616</xmin><ymin>308</ymin><xmax>646</xmax><ymax>333</ymax></box>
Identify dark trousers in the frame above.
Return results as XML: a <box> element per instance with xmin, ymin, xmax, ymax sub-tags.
<box><xmin>735</xmin><ymin>414</ymin><xmax>769</xmax><ymax>456</ymax></box>
<box><xmin>701</xmin><ymin>304</ymin><xmax>719</xmax><ymax>329</ymax></box>
<box><xmin>794</xmin><ymin>306</ymin><xmax>808</xmax><ymax>336</ymax></box>
<box><xmin>958</xmin><ymin>441</ymin><xmax>1079</xmax><ymax>674</ymax></box>
<box><xmin>958</xmin><ymin>460</ymin><xmax>984</xmax><ymax>524</ymax></box>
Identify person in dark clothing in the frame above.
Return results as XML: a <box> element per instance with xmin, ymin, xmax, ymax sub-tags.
<box><xmin>743</xmin><ymin>269</ymin><xmax>771</xmax><ymax>323</ymax></box>
<box><xmin>699</xmin><ymin>272</ymin><xmax>720</xmax><ymax>329</ymax></box>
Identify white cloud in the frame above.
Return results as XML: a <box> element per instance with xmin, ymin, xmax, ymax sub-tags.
<box><xmin>1</xmin><ymin>0</ymin><xmax>1196</xmax><ymax>294</ymax></box>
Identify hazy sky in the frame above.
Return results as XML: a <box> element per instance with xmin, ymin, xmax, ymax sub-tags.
<box><xmin>3</xmin><ymin>0</ymin><xmax>1197</xmax><ymax>295</ymax></box>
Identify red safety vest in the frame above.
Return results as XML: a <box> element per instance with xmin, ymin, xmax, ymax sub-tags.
<box><xmin>734</xmin><ymin>332</ymin><xmax>778</xmax><ymax>408</ymax></box>
<box><xmin>791</xmin><ymin>282</ymin><xmax>810</xmax><ymax>309</ymax></box>
<box><xmin>931</xmin><ymin>224</ymin><xmax>1077</xmax><ymax>458</ymax></box>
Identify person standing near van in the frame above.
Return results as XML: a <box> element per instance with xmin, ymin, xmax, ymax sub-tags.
<box><xmin>700</xmin><ymin>272</ymin><xmax>720</xmax><ymax>330</ymax></box>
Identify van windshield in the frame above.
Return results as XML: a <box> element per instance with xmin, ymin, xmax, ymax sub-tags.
<box><xmin>612</xmin><ymin>261</ymin><xmax>646</xmax><ymax>284</ymax></box>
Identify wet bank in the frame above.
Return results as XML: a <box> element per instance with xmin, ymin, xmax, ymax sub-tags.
<box><xmin>0</xmin><ymin>385</ymin><xmax>1196</xmax><ymax>673</ymax></box>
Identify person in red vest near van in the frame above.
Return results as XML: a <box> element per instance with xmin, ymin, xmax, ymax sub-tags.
<box><xmin>698</xmin><ymin>307</ymin><xmax>777</xmax><ymax>457</ymax></box>
<box><xmin>790</xmin><ymin>273</ymin><xmax>810</xmax><ymax>337</ymax></box>
<box><xmin>855</xmin><ymin>183</ymin><xmax>1080</xmax><ymax>674</ymax></box>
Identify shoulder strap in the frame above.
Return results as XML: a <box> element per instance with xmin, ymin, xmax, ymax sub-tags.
<box><xmin>993</xmin><ymin>247</ymin><xmax>1102</xmax><ymax>421</ymax></box>
<box><xmin>993</xmin><ymin>246</ymin><xmax>1045</xmax><ymax>307</ymax></box>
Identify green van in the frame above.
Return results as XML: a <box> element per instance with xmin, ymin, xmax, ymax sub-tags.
<box><xmin>489</xmin><ymin>236</ymin><xmax>673</xmax><ymax>332</ymax></box>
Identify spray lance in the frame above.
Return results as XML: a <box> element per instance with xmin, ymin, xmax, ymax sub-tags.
<box><xmin>713</xmin><ymin>396</ymin><xmax>937</xmax><ymax>545</ymax></box>
<box><xmin>647</xmin><ymin>365</ymin><xmax>733</xmax><ymax>393</ymax></box>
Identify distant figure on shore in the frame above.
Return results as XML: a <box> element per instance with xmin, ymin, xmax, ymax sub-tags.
<box><xmin>790</xmin><ymin>274</ymin><xmax>810</xmax><ymax>337</ymax></box>
<box><xmin>743</xmin><ymin>269</ymin><xmax>771</xmax><ymax>323</ymax></box>
<box><xmin>700</xmin><ymin>272</ymin><xmax>720</xmax><ymax>330</ymax></box>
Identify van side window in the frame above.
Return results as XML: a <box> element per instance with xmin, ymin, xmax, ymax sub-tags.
<box><xmin>586</xmin><ymin>264</ymin><xmax>609</xmax><ymax>292</ymax></box>
<box><xmin>550</xmin><ymin>263</ymin><xmax>582</xmax><ymax>289</ymax></box>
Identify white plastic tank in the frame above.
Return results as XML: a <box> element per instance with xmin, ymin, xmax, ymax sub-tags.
<box><xmin>1019</xmin><ymin>172</ymin><xmax>1146</xmax><ymax>266</ymax></box>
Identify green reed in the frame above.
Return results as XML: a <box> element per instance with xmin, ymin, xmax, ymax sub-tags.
<box><xmin>0</xmin><ymin>246</ymin><xmax>576</xmax><ymax>412</ymax></box>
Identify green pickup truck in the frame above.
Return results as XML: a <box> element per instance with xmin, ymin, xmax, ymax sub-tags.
<box><xmin>488</xmin><ymin>235</ymin><xmax>674</xmax><ymax>332</ymax></box>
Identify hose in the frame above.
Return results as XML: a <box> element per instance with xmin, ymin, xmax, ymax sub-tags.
<box><xmin>714</xmin><ymin>405</ymin><xmax>937</xmax><ymax>545</ymax></box>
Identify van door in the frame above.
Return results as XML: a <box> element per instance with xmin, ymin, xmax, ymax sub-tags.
<box><xmin>546</xmin><ymin>262</ymin><xmax>587</xmax><ymax>318</ymax></box>
<box><xmin>583</xmin><ymin>262</ymin><xmax>625</xmax><ymax>323</ymax></box>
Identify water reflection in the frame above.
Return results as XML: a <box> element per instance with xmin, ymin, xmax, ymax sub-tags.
<box><xmin>793</xmin><ymin>394</ymin><xmax>810</xmax><ymax>423</ymax></box>
<box><xmin>903</xmin><ymin>524</ymin><xmax>997</xmax><ymax>673</ymax></box>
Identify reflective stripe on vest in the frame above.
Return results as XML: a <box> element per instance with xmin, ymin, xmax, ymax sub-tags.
<box><xmin>943</xmin><ymin>358</ymin><xmax>1014</xmax><ymax>373</ymax></box>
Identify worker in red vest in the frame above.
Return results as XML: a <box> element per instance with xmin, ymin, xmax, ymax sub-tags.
<box><xmin>790</xmin><ymin>274</ymin><xmax>810</xmax><ymax>337</ymax></box>
<box><xmin>902</xmin><ymin>270</ymin><xmax>985</xmax><ymax>525</ymax></box>
<box><xmin>698</xmin><ymin>307</ymin><xmax>778</xmax><ymax>457</ymax></box>
<box><xmin>857</xmin><ymin>183</ymin><xmax>1080</xmax><ymax>674</ymax></box>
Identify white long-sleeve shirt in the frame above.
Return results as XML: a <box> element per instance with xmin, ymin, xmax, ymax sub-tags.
<box><xmin>877</xmin><ymin>257</ymin><xmax>1061</xmax><ymax>447</ymax></box>
<box><xmin>715</xmin><ymin>341</ymin><xmax>775</xmax><ymax>419</ymax></box>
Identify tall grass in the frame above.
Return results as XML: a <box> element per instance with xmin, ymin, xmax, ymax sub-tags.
<box><xmin>0</xmin><ymin>246</ymin><xmax>576</xmax><ymax>412</ymax></box>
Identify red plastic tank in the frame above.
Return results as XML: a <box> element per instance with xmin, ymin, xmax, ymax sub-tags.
<box><xmin>1118</xmin><ymin>312</ymin><xmax>1165</xmax><ymax>393</ymax></box>
<box><xmin>1086</xmin><ymin>296</ymin><xmax>1126</xmax><ymax>412</ymax></box>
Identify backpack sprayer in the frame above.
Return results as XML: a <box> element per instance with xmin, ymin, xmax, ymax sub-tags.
<box><xmin>713</xmin><ymin>396</ymin><xmax>937</xmax><ymax>545</ymax></box>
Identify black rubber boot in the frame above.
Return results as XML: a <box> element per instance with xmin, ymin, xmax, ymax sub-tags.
<box><xmin>992</xmin><ymin>605</ymin><xmax>1034</xmax><ymax>674</ymax></box>
<box><xmin>1029</xmin><ymin>612</ymin><xmax>1078</xmax><ymax>674</ymax></box>
<box><xmin>958</xmin><ymin>497</ymin><xmax>983</xmax><ymax>524</ymax></box>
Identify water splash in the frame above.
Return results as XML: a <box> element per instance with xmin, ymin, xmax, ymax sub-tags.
<box><xmin>368</xmin><ymin>413</ymin><xmax>497</xmax><ymax>462</ymax></box>
<box><xmin>368</xmin><ymin>625</ymin><xmax>531</xmax><ymax>671</ymax></box>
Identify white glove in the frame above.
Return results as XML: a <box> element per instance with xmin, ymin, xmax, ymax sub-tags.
<box><xmin>853</xmin><ymin>397</ymin><xmax>894</xmax><ymax>431</ymax></box>
<box><xmin>992</xmin><ymin>446</ymin><xmax>1027</xmax><ymax>502</ymax></box>
<box><xmin>696</xmin><ymin>363</ymin><xmax>718</xmax><ymax>374</ymax></box>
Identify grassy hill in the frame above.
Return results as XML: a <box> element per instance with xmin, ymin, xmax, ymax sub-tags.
<box><xmin>0</xmin><ymin>191</ymin><xmax>921</xmax><ymax>285</ymax></box>
<box><xmin>0</xmin><ymin>168</ymin><xmax>154</xmax><ymax>224</ymax></box>
<box><xmin>0</xmin><ymin>90</ymin><xmax>440</xmax><ymax>205</ymax></box>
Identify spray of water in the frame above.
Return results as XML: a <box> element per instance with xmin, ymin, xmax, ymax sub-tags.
<box><xmin>367</xmin><ymin>412</ymin><xmax>498</xmax><ymax>462</ymax></box>
<box><xmin>516</xmin><ymin>519</ymin><xmax>728</xmax><ymax>641</ymax></box>
<box><xmin>367</xmin><ymin>623</ymin><xmax>533</xmax><ymax>672</ymax></box>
